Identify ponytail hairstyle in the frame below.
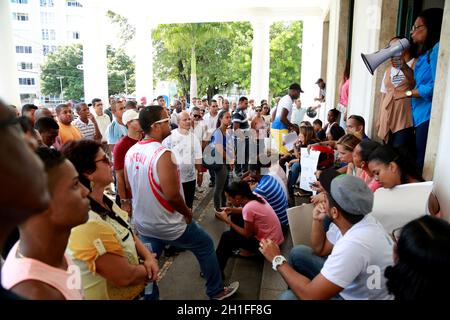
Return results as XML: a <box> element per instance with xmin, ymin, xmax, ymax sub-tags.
<box><xmin>225</xmin><ymin>181</ymin><xmax>265</xmax><ymax>204</ymax></box>
<box><xmin>336</xmin><ymin>134</ymin><xmax>361</xmax><ymax>152</ymax></box>
<box><xmin>368</xmin><ymin>145</ymin><xmax>424</xmax><ymax>184</ymax></box>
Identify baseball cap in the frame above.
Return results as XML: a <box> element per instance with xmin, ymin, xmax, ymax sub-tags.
<box><xmin>289</xmin><ymin>83</ymin><xmax>304</xmax><ymax>93</ymax></box>
<box><xmin>330</xmin><ymin>175</ymin><xmax>374</xmax><ymax>216</ymax></box>
<box><xmin>122</xmin><ymin>109</ymin><xmax>139</xmax><ymax>126</ymax></box>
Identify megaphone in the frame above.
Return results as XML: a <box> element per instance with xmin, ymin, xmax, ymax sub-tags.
<box><xmin>361</xmin><ymin>38</ymin><xmax>410</xmax><ymax>75</ymax></box>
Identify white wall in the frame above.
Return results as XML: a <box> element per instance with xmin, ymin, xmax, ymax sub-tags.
<box><xmin>323</xmin><ymin>0</ymin><xmax>340</xmax><ymax>122</ymax></box>
<box><xmin>347</xmin><ymin>0</ymin><xmax>382</xmax><ymax>135</ymax></box>
<box><xmin>300</xmin><ymin>16</ymin><xmax>323</xmax><ymax>120</ymax></box>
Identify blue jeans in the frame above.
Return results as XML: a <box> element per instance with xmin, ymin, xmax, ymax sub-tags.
<box><xmin>279</xmin><ymin>245</ymin><xmax>344</xmax><ymax>300</ymax></box>
<box><xmin>139</xmin><ymin>221</ymin><xmax>224</xmax><ymax>299</ymax></box>
<box><xmin>287</xmin><ymin>162</ymin><xmax>301</xmax><ymax>195</ymax></box>
<box><xmin>415</xmin><ymin>121</ymin><xmax>429</xmax><ymax>174</ymax></box>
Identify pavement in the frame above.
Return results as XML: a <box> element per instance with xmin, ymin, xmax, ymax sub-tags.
<box><xmin>155</xmin><ymin>173</ymin><xmax>308</xmax><ymax>300</ymax></box>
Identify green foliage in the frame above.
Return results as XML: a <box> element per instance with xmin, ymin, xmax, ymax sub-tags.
<box><xmin>106</xmin><ymin>10</ymin><xmax>136</xmax><ymax>46</ymax></box>
<box><xmin>269</xmin><ymin>21</ymin><xmax>303</xmax><ymax>98</ymax></box>
<box><xmin>40</xmin><ymin>44</ymin><xmax>84</xmax><ymax>100</ymax></box>
<box><xmin>40</xmin><ymin>44</ymin><xmax>135</xmax><ymax>100</ymax></box>
<box><xmin>153</xmin><ymin>21</ymin><xmax>302</xmax><ymax>101</ymax></box>
<box><xmin>107</xmin><ymin>46</ymin><xmax>135</xmax><ymax>96</ymax></box>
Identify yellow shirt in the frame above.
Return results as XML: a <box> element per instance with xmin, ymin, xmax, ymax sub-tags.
<box><xmin>58</xmin><ymin>122</ymin><xmax>82</xmax><ymax>145</ymax></box>
<box><xmin>67</xmin><ymin>195</ymin><xmax>143</xmax><ymax>300</ymax></box>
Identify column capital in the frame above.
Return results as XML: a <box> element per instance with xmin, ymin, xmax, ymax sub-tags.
<box><xmin>250</xmin><ymin>18</ymin><xmax>272</xmax><ymax>31</ymax></box>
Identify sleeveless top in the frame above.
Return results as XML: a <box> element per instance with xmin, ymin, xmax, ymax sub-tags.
<box><xmin>377</xmin><ymin>64</ymin><xmax>415</xmax><ymax>141</ymax></box>
<box><xmin>125</xmin><ymin>139</ymin><xmax>186</xmax><ymax>240</ymax></box>
<box><xmin>1</xmin><ymin>242</ymin><xmax>83</xmax><ymax>300</ymax></box>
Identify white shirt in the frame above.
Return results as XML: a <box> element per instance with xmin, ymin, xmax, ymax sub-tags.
<box><xmin>275</xmin><ymin>95</ymin><xmax>294</xmax><ymax>120</ymax></box>
<box><xmin>291</xmin><ymin>107</ymin><xmax>307</xmax><ymax>125</ymax></box>
<box><xmin>162</xmin><ymin>129</ymin><xmax>202</xmax><ymax>183</ymax></box>
<box><xmin>125</xmin><ymin>140</ymin><xmax>186</xmax><ymax>240</ymax></box>
<box><xmin>203</xmin><ymin>112</ymin><xmax>219</xmax><ymax>135</ymax></box>
<box><xmin>193</xmin><ymin>120</ymin><xmax>209</xmax><ymax>144</ymax></box>
<box><xmin>94</xmin><ymin>114</ymin><xmax>111</xmax><ymax>142</ymax></box>
<box><xmin>380</xmin><ymin>59</ymin><xmax>415</xmax><ymax>93</ymax></box>
<box><xmin>322</xmin><ymin>215</ymin><xmax>394</xmax><ymax>300</ymax></box>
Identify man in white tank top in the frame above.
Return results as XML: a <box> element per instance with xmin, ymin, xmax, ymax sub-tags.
<box><xmin>125</xmin><ymin>106</ymin><xmax>239</xmax><ymax>300</ymax></box>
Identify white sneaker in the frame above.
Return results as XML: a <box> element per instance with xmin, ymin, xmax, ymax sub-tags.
<box><xmin>212</xmin><ymin>281</ymin><xmax>239</xmax><ymax>300</ymax></box>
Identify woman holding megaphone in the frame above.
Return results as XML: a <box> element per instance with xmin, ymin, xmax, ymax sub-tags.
<box><xmin>395</xmin><ymin>8</ymin><xmax>443</xmax><ymax>173</ymax></box>
<box><xmin>377</xmin><ymin>37</ymin><xmax>416</xmax><ymax>152</ymax></box>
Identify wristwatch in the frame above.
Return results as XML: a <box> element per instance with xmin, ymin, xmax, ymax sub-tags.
<box><xmin>272</xmin><ymin>255</ymin><xmax>287</xmax><ymax>271</ymax></box>
<box><xmin>406</xmin><ymin>90</ymin><xmax>413</xmax><ymax>97</ymax></box>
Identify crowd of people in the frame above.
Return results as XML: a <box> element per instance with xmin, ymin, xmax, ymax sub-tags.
<box><xmin>0</xmin><ymin>8</ymin><xmax>449</xmax><ymax>301</ymax></box>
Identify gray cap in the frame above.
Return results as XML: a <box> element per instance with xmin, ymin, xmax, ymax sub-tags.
<box><xmin>330</xmin><ymin>175</ymin><xmax>374</xmax><ymax>215</ymax></box>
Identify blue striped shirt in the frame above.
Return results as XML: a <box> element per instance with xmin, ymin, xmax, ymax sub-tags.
<box><xmin>253</xmin><ymin>175</ymin><xmax>289</xmax><ymax>226</ymax></box>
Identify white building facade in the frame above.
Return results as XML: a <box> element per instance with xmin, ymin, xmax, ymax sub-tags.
<box><xmin>9</xmin><ymin>0</ymin><xmax>83</xmax><ymax>105</ymax></box>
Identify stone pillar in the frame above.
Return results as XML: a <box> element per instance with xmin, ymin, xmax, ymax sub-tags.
<box><xmin>324</xmin><ymin>0</ymin><xmax>350</xmax><ymax>122</ymax></box>
<box><xmin>0</xmin><ymin>0</ymin><xmax>21</xmax><ymax>107</ymax></box>
<box><xmin>321</xmin><ymin>19</ymin><xmax>330</xmax><ymax>81</ymax></box>
<box><xmin>250</xmin><ymin>19</ymin><xmax>271</xmax><ymax>103</ymax></box>
<box><xmin>370</xmin><ymin>0</ymin><xmax>400</xmax><ymax>140</ymax></box>
<box><xmin>82</xmin><ymin>0</ymin><xmax>109</xmax><ymax>105</ymax></box>
<box><xmin>347</xmin><ymin>0</ymin><xmax>383</xmax><ymax>135</ymax></box>
<box><xmin>424</xmin><ymin>1</ymin><xmax>450</xmax><ymax>221</ymax></box>
<box><xmin>135</xmin><ymin>20</ymin><xmax>154</xmax><ymax>103</ymax></box>
<box><xmin>301</xmin><ymin>17</ymin><xmax>324</xmax><ymax>114</ymax></box>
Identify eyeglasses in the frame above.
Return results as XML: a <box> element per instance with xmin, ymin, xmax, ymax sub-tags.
<box><xmin>410</xmin><ymin>24</ymin><xmax>425</xmax><ymax>33</ymax></box>
<box><xmin>95</xmin><ymin>154</ymin><xmax>111</xmax><ymax>165</ymax></box>
<box><xmin>193</xmin><ymin>114</ymin><xmax>202</xmax><ymax>119</ymax></box>
<box><xmin>255</xmin><ymin>109</ymin><xmax>262</xmax><ymax>113</ymax></box>
<box><xmin>391</xmin><ymin>227</ymin><xmax>402</xmax><ymax>243</ymax></box>
<box><xmin>151</xmin><ymin>117</ymin><xmax>170</xmax><ymax>126</ymax></box>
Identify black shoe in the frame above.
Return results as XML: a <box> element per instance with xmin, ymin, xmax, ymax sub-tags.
<box><xmin>164</xmin><ymin>246</ymin><xmax>185</xmax><ymax>257</ymax></box>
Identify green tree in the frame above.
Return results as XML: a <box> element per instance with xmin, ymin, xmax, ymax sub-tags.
<box><xmin>153</xmin><ymin>23</ymin><xmax>230</xmax><ymax>100</ymax></box>
<box><xmin>269</xmin><ymin>22</ymin><xmax>303</xmax><ymax>100</ymax></box>
<box><xmin>40</xmin><ymin>44</ymin><xmax>136</xmax><ymax>100</ymax></box>
<box><xmin>107</xmin><ymin>46</ymin><xmax>135</xmax><ymax>96</ymax></box>
<box><xmin>40</xmin><ymin>44</ymin><xmax>84</xmax><ymax>100</ymax></box>
<box><xmin>106</xmin><ymin>10</ymin><xmax>136</xmax><ymax>46</ymax></box>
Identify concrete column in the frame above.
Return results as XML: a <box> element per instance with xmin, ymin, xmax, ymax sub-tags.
<box><xmin>370</xmin><ymin>0</ymin><xmax>400</xmax><ymax>140</ymax></box>
<box><xmin>324</xmin><ymin>0</ymin><xmax>350</xmax><ymax>122</ymax></box>
<box><xmin>321</xmin><ymin>19</ymin><xmax>330</xmax><ymax>81</ymax></box>
<box><xmin>250</xmin><ymin>19</ymin><xmax>271</xmax><ymax>103</ymax></box>
<box><xmin>300</xmin><ymin>17</ymin><xmax>324</xmax><ymax>114</ymax></box>
<box><xmin>82</xmin><ymin>0</ymin><xmax>109</xmax><ymax>105</ymax></box>
<box><xmin>135</xmin><ymin>20</ymin><xmax>154</xmax><ymax>103</ymax></box>
<box><xmin>0</xmin><ymin>0</ymin><xmax>21</xmax><ymax>107</ymax></box>
<box><xmin>424</xmin><ymin>1</ymin><xmax>450</xmax><ymax>221</ymax></box>
<box><xmin>347</xmin><ymin>0</ymin><xmax>383</xmax><ymax>135</ymax></box>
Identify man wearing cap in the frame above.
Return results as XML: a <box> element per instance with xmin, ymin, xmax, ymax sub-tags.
<box><xmin>271</xmin><ymin>83</ymin><xmax>302</xmax><ymax>155</ymax></box>
<box><xmin>315</xmin><ymin>78</ymin><xmax>326</xmax><ymax>103</ymax></box>
<box><xmin>260</xmin><ymin>173</ymin><xmax>394</xmax><ymax>300</ymax></box>
<box><xmin>113</xmin><ymin>109</ymin><xmax>142</xmax><ymax>214</ymax></box>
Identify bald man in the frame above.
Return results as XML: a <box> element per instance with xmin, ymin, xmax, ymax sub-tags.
<box><xmin>163</xmin><ymin>111</ymin><xmax>203</xmax><ymax>209</ymax></box>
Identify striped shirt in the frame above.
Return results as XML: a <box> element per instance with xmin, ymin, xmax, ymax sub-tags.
<box><xmin>253</xmin><ymin>175</ymin><xmax>289</xmax><ymax>226</ymax></box>
<box><xmin>232</xmin><ymin>108</ymin><xmax>249</xmax><ymax>130</ymax></box>
<box><xmin>72</xmin><ymin>118</ymin><xmax>96</xmax><ymax>140</ymax></box>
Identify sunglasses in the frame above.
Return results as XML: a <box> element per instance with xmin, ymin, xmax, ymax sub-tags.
<box><xmin>95</xmin><ymin>154</ymin><xmax>111</xmax><ymax>165</ymax></box>
<box><xmin>255</xmin><ymin>109</ymin><xmax>262</xmax><ymax>112</ymax></box>
<box><xmin>151</xmin><ymin>117</ymin><xmax>170</xmax><ymax>126</ymax></box>
<box><xmin>193</xmin><ymin>114</ymin><xmax>202</xmax><ymax>119</ymax></box>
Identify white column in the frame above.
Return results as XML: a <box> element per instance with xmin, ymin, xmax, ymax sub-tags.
<box><xmin>0</xmin><ymin>0</ymin><xmax>21</xmax><ymax>106</ymax></box>
<box><xmin>324</xmin><ymin>0</ymin><xmax>341</xmax><ymax>122</ymax></box>
<box><xmin>301</xmin><ymin>17</ymin><xmax>324</xmax><ymax>120</ymax></box>
<box><xmin>82</xmin><ymin>0</ymin><xmax>108</xmax><ymax>105</ymax></box>
<box><xmin>135</xmin><ymin>20</ymin><xmax>154</xmax><ymax>103</ymax></box>
<box><xmin>426</xmin><ymin>1</ymin><xmax>450</xmax><ymax>221</ymax></box>
<box><xmin>250</xmin><ymin>19</ymin><xmax>271</xmax><ymax>103</ymax></box>
<box><xmin>348</xmin><ymin>0</ymin><xmax>382</xmax><ymax>135</ymax></box>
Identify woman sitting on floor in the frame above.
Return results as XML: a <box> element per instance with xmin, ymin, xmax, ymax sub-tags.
<box><xmin>367</xmin><ymin>144</ymin><xmax>424</xmax><ymax>189</ymax></box>
<box><xmin>350</xmin><ymin>140</ymin><xmax>382</xmax><ymax>192</ymax></box>
<box><xmin>215</xmin><ymin>181</ymin><xmax>284</xmax><ymax>279</ymax></box>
